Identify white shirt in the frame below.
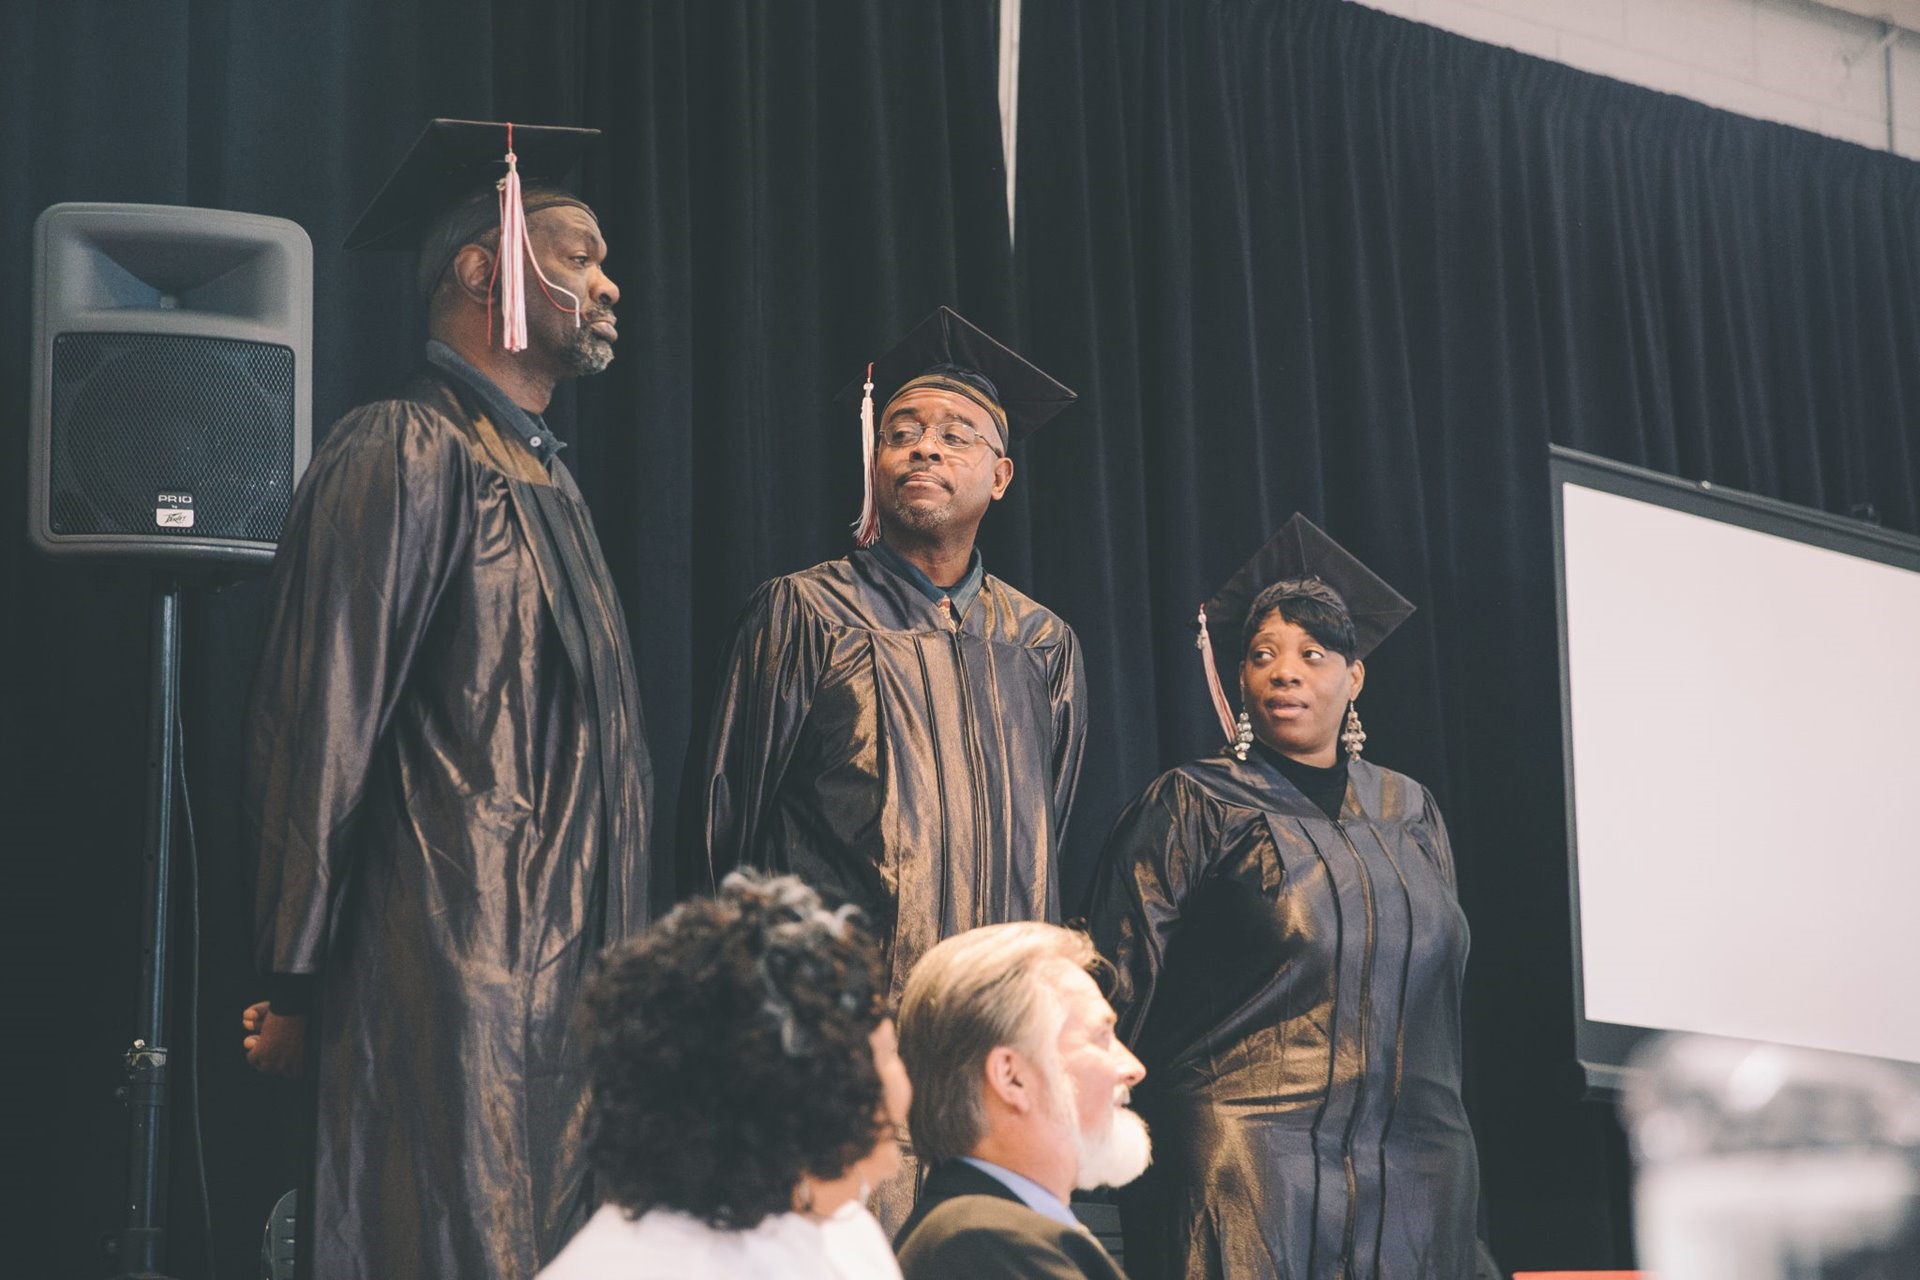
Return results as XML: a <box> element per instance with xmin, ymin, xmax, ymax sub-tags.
<box><xmin>538</xmin><ymin>1202</ymin><xmax>902</xmax><ymax>1280</ymax></box>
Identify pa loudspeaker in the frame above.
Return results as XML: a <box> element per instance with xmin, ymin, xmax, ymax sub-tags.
<box><xmin>28</xmin><ymin>202</ymin><xmax>313</xmax><ymax>566</ymax></box>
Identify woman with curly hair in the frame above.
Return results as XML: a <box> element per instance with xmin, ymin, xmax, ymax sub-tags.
<box><xmin>538</xmin><ymin>872</ymin><xmax>910</xmax><ymax>1279</ymax></box>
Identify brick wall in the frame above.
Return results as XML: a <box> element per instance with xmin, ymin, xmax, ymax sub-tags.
<box><xmin>1351</xmin><ymin>0</ymin><xmax>1920</xmax><ymax>158</ymax></box>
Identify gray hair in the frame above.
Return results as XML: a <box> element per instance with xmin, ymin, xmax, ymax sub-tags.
<box><xmin>896</xmin><ymin>922</ymin><xmax>1100</xmax><ymax>1165</ymax></box>
<box><xmin>729</xmin><ymin>871</ymin><xmax>864</xmax><ymax>1056</ymax></box>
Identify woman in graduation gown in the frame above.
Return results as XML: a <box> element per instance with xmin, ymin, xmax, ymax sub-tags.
<box><xmin>1082</xmin><ymin>515</ymin><xmax>1499</xmax><ymax>1280</ymax></box>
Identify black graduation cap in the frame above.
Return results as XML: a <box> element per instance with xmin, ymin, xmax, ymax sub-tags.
<box><xmin>838</xmin><ymin>306</ymin><xmax>1077</xmax><ymax>445</ymax></box>
<box><xmin>344</xmin><ymin>118</ymin><xmax>599</xmax><ymax>253</ymax></box>
<box><xmin>1196</xmin><ymin>513</ymin><xmax>1415</xmax><ymax>735</ymax></box>
<box><xmin>843</xmin><ymin>306</ymin><xmax>1076</xmax><ymax>545</ymax></box>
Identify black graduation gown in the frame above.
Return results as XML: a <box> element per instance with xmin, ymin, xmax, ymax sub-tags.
<box><xmin>1083</xmin><ymin>752</ymin><xmax>1495</xmax><ymax>1280</ymax></box>
<box><xmin>245</xmin><ymin>368</ymin><xmax>652</xmax><ymax>1280</ymax></box>
<box><xmin>696</xmin><ymin>548</ymin><xmax>1086</xmax><ymax>994</ymax></box>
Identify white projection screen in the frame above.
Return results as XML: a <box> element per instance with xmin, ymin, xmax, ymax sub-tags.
<box><xmin>1550</xmin><ymin>447</ymin><xmax>1920</xmax><ymax>1090</ymax></box>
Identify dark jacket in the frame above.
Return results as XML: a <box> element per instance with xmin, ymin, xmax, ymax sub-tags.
<box><xmin>896</xmin><ymin>1160</ymin><xmax>1127</xmax><ymax>1280</ymax></box>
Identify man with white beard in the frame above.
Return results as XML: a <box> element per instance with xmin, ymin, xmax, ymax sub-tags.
<box><xmin>894</xmin><ymin>923</ymin><xmax>1150</xmax><ymax>1279</ymax></box>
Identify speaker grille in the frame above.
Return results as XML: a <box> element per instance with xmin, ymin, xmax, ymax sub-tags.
<box><xmin>48</xmin><ymin>332</ymin><xmax>296</xmax><ymax>543</ymax></box>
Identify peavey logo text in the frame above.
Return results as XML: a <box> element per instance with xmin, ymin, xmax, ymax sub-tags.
<box><xmin>155</xmin><ymin>491</ymin><xmax>196</xmax><ymax>530</ymax></box>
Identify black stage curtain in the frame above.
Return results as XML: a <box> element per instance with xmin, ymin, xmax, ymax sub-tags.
<box><xmin>7</xmin><ymin>0</ymin><xmax>1920</xmax><ymax>1276</ymax></box>
<box><xmin>1015</xmin><ymin>0</ymin><xmax>1920</xmax><ymax>1270</ymax></box>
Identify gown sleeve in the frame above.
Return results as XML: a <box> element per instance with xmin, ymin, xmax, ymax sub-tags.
<box><xmin>1081</xmin><ymin>770</ymin><xmax>1215</xmax><ymax>1044</ymax></box>
<box><xmin>1413</xmin><ymin>784</ymin><xmax>1460</xmax><ymax>891</ymax></box>
<box><xmin>1414</xmin><ymin>786</ymin><xmax>1505</xmax><ymax>1280</ymax></box>
<box><xmin>244</xmin><ymin>402</ymin><xmax>475</xmax><ymax>976</ymax></box>
<box><xmin>693</xmin><ymin>577</ymin><xmax>826</xmax><ymax>893</ymax></box>
<box><xmin>1046</xmin><ymin>623</ymin><xmax>1090</xmax><ymax>851</ymax></box>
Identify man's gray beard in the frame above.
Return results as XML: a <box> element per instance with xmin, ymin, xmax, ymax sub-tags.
<box><xmin>1044</xmin><ymin>1059</ymin><xmax>1153</xmax><ymax>1191</ymax></box>
<box><xmin>558</xmin><ymin>327</ymin><xmax>614</xmax><ymax>377</ymax></box>
<box><xmin>1073</xmin><ymin>1105</ymin><xmax>1152</xmax><ymax>1191</ymax></box>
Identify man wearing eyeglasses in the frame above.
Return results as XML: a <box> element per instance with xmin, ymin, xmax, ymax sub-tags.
<box><xmin>694</xmin><ymin>307</ymin><xmax>1088</xmax><ymax>1037</ymax></box>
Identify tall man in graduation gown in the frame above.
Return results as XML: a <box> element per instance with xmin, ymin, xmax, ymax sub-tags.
<box><xmin>238</xmin><ymin>120</ymin><xmax>652</xmax><ymax>1280</ymax></box>
<box><xmin>695</xmin><ymin>307</ymin><xmax>1088</xmax><ymax>1004</ymax></box>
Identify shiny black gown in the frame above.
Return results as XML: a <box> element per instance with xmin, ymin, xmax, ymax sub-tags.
<box><xmin>1083</xmin><ymin>749</ymin><xmax>1496</xmax><ymax>1280</ymax></box>
<box><xmin>246</xmin><ymin>365</ymin><xmax>652</xmax><ymax>1280</ymax></box>
<box><xmin>695</xmin><ymin>547</ymin><xmax>1086</xmax><ymax>995</ymax></box>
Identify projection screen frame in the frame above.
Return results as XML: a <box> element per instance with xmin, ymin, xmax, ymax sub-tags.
<box><xmin>1548</xmin><ymin>446</ymin><xmax>1920</xmax><ymax>1093</ymax></box>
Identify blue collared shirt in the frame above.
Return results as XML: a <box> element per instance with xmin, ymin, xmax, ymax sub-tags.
<box><xmin>425</xmin><ymin>340</ymin><xmax>567</xmax><ymax>468</ymax></box>
<box><xmin>957</xmin><ymin>1157</ymin><xmax>1082</xmax><ymax>1232</ymax></box>
<box><xmin>866</xmin><ymin>538</ymin><xmax>985</xmax><ymax>622</ymax></box>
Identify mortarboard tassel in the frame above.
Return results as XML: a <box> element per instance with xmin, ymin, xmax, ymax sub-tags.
<box><xmin>1195</xmin><ymin>605</ymin><xmax>1238</xmax><ymax>743</ymax></box>
<box><xmin>491</xmin><ymin>122</ymin><xmax>584</xmax><ymax>353</ymax></box>
<box><xmin>496</xmin><ymin>125</ymin><xmax>530</xmax><ymax>352</ymax></box>
<box><xmin>853</xmin><ymin>361</ymin><xmax>881</xmax><ymax>547</ymax></box>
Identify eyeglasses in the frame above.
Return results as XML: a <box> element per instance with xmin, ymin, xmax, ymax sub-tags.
<box><xmin>878</xmin><ymin>420</ymin><xmax>1005</xmax><ymax>458</ymax></box>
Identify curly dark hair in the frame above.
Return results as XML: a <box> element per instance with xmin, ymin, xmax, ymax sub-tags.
<box><xmin>582</xmin><ymin>872</ymin><xmax>888</xmax><ymax>1229</ymax></box>
<box><xmin>1242</xmin><ymin>576</ymin><xmax>1358</xmax><ymax>663</ymax></box>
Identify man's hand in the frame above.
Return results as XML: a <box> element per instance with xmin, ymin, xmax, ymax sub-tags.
<box><xmin>242</xmin><ymin>1000</ymin><xmax>306</xmax><ymax>1078</ymax></box>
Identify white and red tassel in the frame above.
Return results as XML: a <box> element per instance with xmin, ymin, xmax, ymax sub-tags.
<box><xmin>852</xmin><ymin>361</ymin><xmax>881</xmax><ymax>546</ymax></box>
<box><xmin>496</xmin><ymin>126</ymin><xmax>530</xmax><ymax>351</ymax></box>
<box><xmin>1196</xmin><ymin>605</ymin><xmax>1238</xmax><ymax>742</ymax></box>
<box><xmin>491</xmin><ymin>122</ymin><xmax>582</xmax><ymax>353</ymax></box>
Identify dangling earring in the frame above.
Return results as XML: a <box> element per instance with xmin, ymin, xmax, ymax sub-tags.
<box><xmin>1341</xmin><ymin>701</ymin><xmax>1366</xmax><ymax>760</ymax></box>
<box><xmin>1232</xmin><ymin>709</ymin><xmax>1253</xmax><ymax>761</ymax></box>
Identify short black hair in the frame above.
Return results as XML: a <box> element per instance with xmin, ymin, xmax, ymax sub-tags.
<box><xmin>1242</xmin><ymin>576</ymin><xmax>1358</xmax><ymax>663</ymax></box>
<box><xmin>582</xmin><ymin>872</ymin><xmax>887</xmax><ymax>1230</ymax></box>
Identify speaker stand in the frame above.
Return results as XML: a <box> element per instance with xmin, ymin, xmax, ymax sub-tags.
<box><xmin>112</xmin><ymin>577</ymin><xmax>185</xmax><ymax>1280</ymax></box>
